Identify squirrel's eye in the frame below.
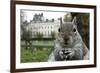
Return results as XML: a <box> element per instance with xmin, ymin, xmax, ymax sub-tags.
<box><xmin>73</xmin><ymin>28</ymin><xmax>76</xmax><ymax>32</ymax></box>
<box><xmin>58</xmin><ymin>28</ymin><xmax>60</xmax><ymax>32</ymax></box>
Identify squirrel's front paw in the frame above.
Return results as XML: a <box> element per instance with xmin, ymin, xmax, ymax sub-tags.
<box><xmin>59</xmin><ymin>49</ymin><xmax>73</xmax><ymax>60</ymax></box>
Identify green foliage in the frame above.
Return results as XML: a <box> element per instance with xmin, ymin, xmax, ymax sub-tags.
<box><xmin>21</xmin><ymin>30</ymin><xmax>31</xmax><ymax>41</ymax></box>
<box><xmin>21</xmin><ymin>20</ymin><xmax>32</xmax><ymax>50</ymax></box>
<box><xmin>63</xmin><ymin>13</ymin><xmax>72</xmax><ymax>22</ymax></box>
<box><xmin>21</xmin><ymin>20</ymin><xmax>31</xmax><ymax>41</ymax></box>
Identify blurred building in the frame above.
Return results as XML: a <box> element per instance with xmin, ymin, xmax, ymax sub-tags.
<box><xmin>26</xmin><ymin>14</ymin><xmax>60</xmax><ymax>38</ymax></box>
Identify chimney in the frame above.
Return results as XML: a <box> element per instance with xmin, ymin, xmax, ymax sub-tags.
<box><xmin>59</xmin><ymin>17</ymin><xmax>62</xmax><ymax>25</ymax></box>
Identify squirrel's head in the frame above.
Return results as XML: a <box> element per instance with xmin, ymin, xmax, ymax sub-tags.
<box><xmin>57</xmin><ymin>17</ymin><xmax>80</xmax><ymax>47</ymax></box>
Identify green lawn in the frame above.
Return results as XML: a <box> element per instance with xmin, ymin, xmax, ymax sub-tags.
<box><xmin>21</xmin><ymin>48</ymin><xmax>53</xmax><ymax>63</ymax></box>
<box><xmin>21</xmin><ymin>40</ymin><xmax>54</xmax><ymax>63</ymax></box>
<box><xmin>32</xmin><ymin>41</ymin><xmax>54</xmax><ymax>46</ymax></box>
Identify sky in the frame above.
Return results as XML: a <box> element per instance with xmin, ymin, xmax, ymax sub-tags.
<box><xmin>21</xmin><ymin>10</ymin><xmax>68</xmax><ymax>22</ymax></box>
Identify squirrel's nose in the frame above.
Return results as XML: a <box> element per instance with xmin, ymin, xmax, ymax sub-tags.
<box><xmin>64</xmin><ymin>37</ymin><xmax>69</xmax><ymax>44</ymax></box>
<box><xmin>64</xmin><ymin>38</ymin><xmax>69</xmax><ymax>42</ymax></box>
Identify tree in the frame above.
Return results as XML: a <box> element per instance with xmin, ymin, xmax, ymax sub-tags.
<box><xmin>63</xmin><ymin>13</ymin><xmax>72</xmax><ymax>22</ymax></box>
<box><xmin>21</xmin><ymin>21</ymin><xmax>32</xmax><ymax>50</ymax></box>
<box><xmin>21</xmin><ymin>30</ymin><xmax>31</xmax><ymax>41</ymax></box>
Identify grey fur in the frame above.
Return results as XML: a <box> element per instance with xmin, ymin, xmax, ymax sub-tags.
<box><xmin>48</xmin><ymin>17</ymin><xmax>89</xmax><ymax>61</ymax></box>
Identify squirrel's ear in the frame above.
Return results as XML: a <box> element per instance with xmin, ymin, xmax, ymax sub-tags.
<box><xmin>72</xmin><ymin>16</ymin><xmax>77</xmax><ymax>25</ymax></box>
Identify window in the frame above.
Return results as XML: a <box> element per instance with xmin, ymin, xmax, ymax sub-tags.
<box><xmin>48</xmin><ymin>31</ymin><xmax>49</xmax><ymax>35</ymax></box>
<box><xmin>51</xmin><ymin>26</ymin><xmax>52</xmax><ymax>29</ymax></box>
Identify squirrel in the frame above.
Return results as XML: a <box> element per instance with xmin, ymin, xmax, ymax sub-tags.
<box><xmin>48</xmin><ymin>17</ymin><xmax>89</xmax><ymax>61</ymax></box>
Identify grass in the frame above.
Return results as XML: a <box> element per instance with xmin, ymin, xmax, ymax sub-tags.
<box><xmin>32</xmin><ymin>40</ymin><xmax>54</xmax><ymax>46</ymax></box>
<box><xmin>21</xmin><ymin>40</ymin><xmax>54</xmax><ymax>63</ymax></box>
<box><xmin>21</xmin><ymin>48</ymin><xmax>53</xmax><ymax>63</ymax></box>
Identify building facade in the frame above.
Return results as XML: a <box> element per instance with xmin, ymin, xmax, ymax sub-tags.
<box><xmin>26</xmin><ymin>20</ymin><xmax>60</xmax><ymax>38</ymax></box>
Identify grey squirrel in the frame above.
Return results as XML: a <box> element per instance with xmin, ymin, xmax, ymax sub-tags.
<box><xmin>48</xmin><ymin>17</ymin><xmax>89</xmax><ymax>61</ymax></box>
